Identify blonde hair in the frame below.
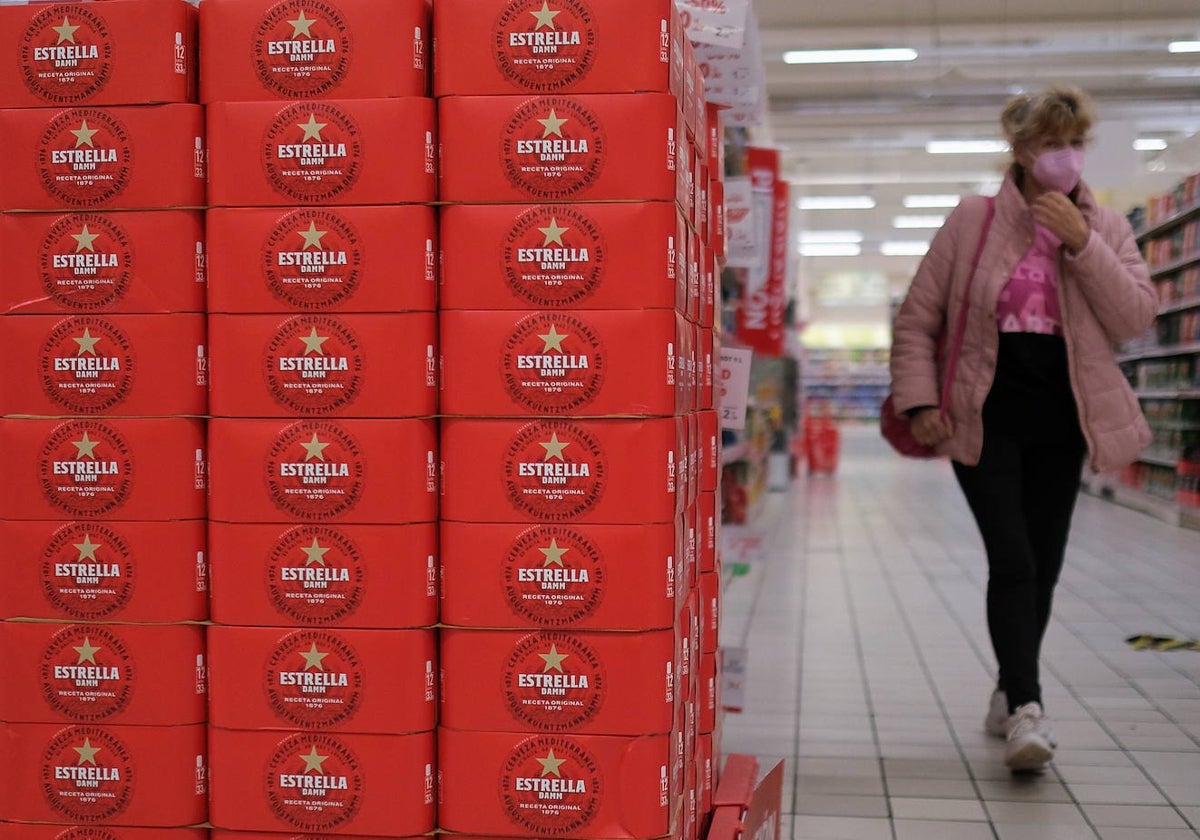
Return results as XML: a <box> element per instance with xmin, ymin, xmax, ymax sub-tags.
<box><xmin>1000</xmin><ymin>85</ymin><xmax>1096</xmax><ymax>149</ymax></box>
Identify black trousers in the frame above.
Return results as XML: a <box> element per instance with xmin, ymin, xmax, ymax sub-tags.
<box><xmin>952</xmin><ymin>425</ymin><xmax>1087</xmax><ymax>713</ymax></box>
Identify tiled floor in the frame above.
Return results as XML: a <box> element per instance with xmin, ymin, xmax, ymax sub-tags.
<box><xmin>720</xmin><ymin>425</ymin><xmax>1200</xmax><ymax>840</ymax></box>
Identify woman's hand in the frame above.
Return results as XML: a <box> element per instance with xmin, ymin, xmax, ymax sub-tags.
<box><xmin>1031</xmin><ymin>192</ymin><xmax>1090</xmax><ymax>252</ymax></box>
<box><xmin>910</xmin><ymin>407</ymin><xmax>954</xmax><ymax>447</ymax></box>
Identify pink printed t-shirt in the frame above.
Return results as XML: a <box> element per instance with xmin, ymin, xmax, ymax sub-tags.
<box><xmin>996</xmin><ymin>224</ymin><xmax>1064</xmax><ymax>336</ymax></box>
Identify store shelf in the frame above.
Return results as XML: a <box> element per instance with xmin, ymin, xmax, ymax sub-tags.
<box><xmin>1146</xmin><ymin>419</ymin><xmax>1200</xmax><ymax>431</ymax></box>
<box><xmin>1159</xmin><ymin>296</ymin><xmax>1200</xmax><ymax>316</ymax></box>
<box><xmin>1138</xmin><ymin>452</ymin><xmax>1180</xmax><ymax>469</ymax></box>
<box><xmin>1081</xmin><ymin>477</ymin><xmax>1186</xmax><ymax>528</ymax></box>
<box><xmin>1149</xmin><ymin>252</ymin><xmax>1200</xmax><ymax>281</ymax></box>
<box><xmin>1116</xmin><ymin>340</ymin><xmax>1200</xmax><ymax>363</ymax></box>
<box><xmin>1135</xmin><ymin>389</ymin><xmax>1200</xmax><ymax>400</ymax></box>
<box><xmin>1135</xmin><ymin>202</ymin><xmax>1200</xmax><ymax>243</ymax></box>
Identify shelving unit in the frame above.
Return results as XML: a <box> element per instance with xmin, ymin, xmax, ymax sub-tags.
<box><xmin>801</xmin><ymin>347</ymin><xmax>890</xmax><ymax>421</ymax></box>
<box><xmin>1088</xmin><ymin>174</ymin><xmax>1200</xmax><ymax>531</ymax></box>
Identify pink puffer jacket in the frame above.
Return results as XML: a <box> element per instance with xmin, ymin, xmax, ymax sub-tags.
<box><xmin>889</xmin><ymin>167</ymin><xmax>1156</xmax><ymax>472</ymax></box>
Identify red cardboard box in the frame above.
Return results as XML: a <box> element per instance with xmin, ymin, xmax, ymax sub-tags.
<box><xmin>699</xmin><ymin>572</ymin><xmax>719</xmax><ymax>655</ymax></box>
<box><xmin>699</xmin><ymin>410</ymin><xmax>718</xmax><ymax>493</ymax></box>
<box><xmin>706</xmin><ymin>103</ymin><xmax>722</xmax><ymax>175</ymax></box>
<box><xmin>439</xmin><ymin>520</ymin><xmax>683</xmax><ymax>631</ymax></box>
<box><xmin>0</xmin><ymin>0</ymin><xmax>197</xmax><ymax>109</ymax></box>
<box><xmin>696</xmin><ymin>733</ymin><xmax>714</xmax><ymax>817</ymax></box>
<box><xmin>0</xmin><ymin>417</ymin><xmax>206</xmax><ymax>521</ymax></box>
<box><xmin>208</xmin><ymin>418</ymin><xmax>437</xmax><ymax>524</ymax></box>
<box><xmin>206</xmin><ymin>205</ymin><xmax>436</xmax><ymax>314</ymax></box>
<box><xmin>208</xmin><ymin>728</ymin><xmax>434</xmax><ymax>835</ymax></box>
<box><xmin>440</xmin><ymin>417</ymin><xmax>684</xmax><ymax>524</ymax></box>
<box><xmin>206</xmin><ymin>98</ymin><xmax>435</xmax><ymax>207</ymax></box>
<box><xmin>0</xmin><ymin>826</ymin><xmax>209</xmax><ymax>839</ymax></box>
<box><xmin>208</xmin><ymin>521</ymin><xmax>437</xmax><ymax>628</ymax></box>
<box><xmin>208</xmin><ymin>313</ymin><xmax>436</xmax><ymax>419</ymax></box>
<box><xmin>0</xmin><ymin>622</ymin><xmax>206</xmax><ymax>726</ymax></box>
<box><xmin>439</xmin><ymin>202</ymin><xmax>686</xmax><ymax>312</ymax></box>
<box><xmin>0</xmin><ymin>722</ymin><xmax>207</xmax><ymax>826</ymax></box>
<box><xmin>433</xmin><ymin>0</ymin><xmax>683</xmax><ymax>98</ymax></box>
<box><xmin>440</xmin><ymin>628</ymin><xmax>678</xmax><ymax>735</ymax></box>
<box><xmin>700</xmin><ymin>652</ymin><xmax>719</xmax><ymax>735</ymax></box>
<box><xmin>0</xmin><ymin>210</ymin><xmax>205</xmax><ymax>315</ymax></box>
<box><xmin>711</xmin><ymin>179</ymin><xmax>725</xmax><ymax>259</ymax></box>
<box><xmin>699</xmin><ymin>491</ymin><xmax>716</xmax><ymax>575</ymax></box>
<box><xmin>208</xmin><ymin>626</ymin><xmax>436</xmax><ymax>734</ymax></box>
<box><xmin>440</xmin><ymin>309</ymin><xmax>687</xmax><ymax>418</ymax></box>
<box><xmin>200</xmin><ymin>0</ymin><xmax>427</xmax><ymax>103</ymax></box>
<box><xmin>0</xmin><ymin>104</ymin><xmax>205</xmax><ymax>211</ymax></box>
<box><xmin>439</xmin><ymin>94</ymin><xmax>688</xmax><ymax>207</ymax></box>
<box><xmin>211</xmin><ymin>834</ymin><xmax>410</xmax><ymax>840</ymax></box>
<box><xmin>0</xmin><ymin>313</ymin><xmax>206</xmax><ymax>417</ymax></box>
<box><xmin>0</xmin><ymin>519</ymin><xmax>207</xmax><ymax>623</ymax></box>
<box><xmin>438</xmin><ymin>727</ymin><xmax>679</xmax><ymax>839</ymax></box>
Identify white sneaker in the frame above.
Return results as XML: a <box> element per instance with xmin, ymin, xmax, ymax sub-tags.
<box><xmin>1005</xmin><ymin>702</ymin><xmax>1054</xmax><ymax>772</ymax></box>
<box><xmin>985</xmin><ymin>689</ymin><xmax>1008</xmax><ymax>738</ymax></box>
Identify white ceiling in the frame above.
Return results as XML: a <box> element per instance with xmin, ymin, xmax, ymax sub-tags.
<box><xmin>752</xmin><ymin>0</ymin><xmax>1200</xmax><ymax>287</ymax></box>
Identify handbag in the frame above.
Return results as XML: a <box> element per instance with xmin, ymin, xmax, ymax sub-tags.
<box><xmin>881</xmin><ymin>196</ymin><xmax>995</xmax><ymax>458</ymax></box>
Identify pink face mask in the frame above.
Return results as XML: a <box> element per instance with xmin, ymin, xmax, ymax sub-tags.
<box><xmin>1032</xmin><ymin>147</ymin><xmax>1084</xmax><ymax>194</ymax></box>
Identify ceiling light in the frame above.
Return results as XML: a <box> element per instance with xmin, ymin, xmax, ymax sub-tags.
<box><xmin>1168</xmin><ymin>41</ymin><xmax>1200</xmax><ymax>53</ymax></box>
<box><xmin>1134</xmin><ymin>138</ymin><xmax>1168</xmax><ymax>152</ymax></box>
<box><xmin>925</xmin><ymin>140</ymin><xmax>1009</xmax><ymax>155</ymax></box>
<box><xmin>799</xmin><ymin>244</ymin><xmax>862</xmax><ymax>257</ymax></box>
<box><xmin>783</xmin><ymin>48</ymin><xmax>917</xmax><ymax>65</ymax></box>
<box><xmin>798</xmin><ymin>230</ymin><xmax>864</xmax><ymax>244</ymax></box>
<box><xmin>903</xmin><ymin>194</ymin><xmax>961</xmax><ymax>209</ymax></box>
<box><xmin>881</xmin><ymin>241</ymin><xmax>931</xmax><ymax>256</ymax></box>
<box><xmin>797</xmin><ymin>195</ymin><xmax>876</xmax><ymax>210</ymax></box>
<box><xmin>893</xmin><ymin>215</ymin><xmax>946</xmax><ymax>229</ymax></box>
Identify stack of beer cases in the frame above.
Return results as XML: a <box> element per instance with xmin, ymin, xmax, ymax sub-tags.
<box><xmin>198</xmin><ymin>0</ymin><xmax>439</xmax><ymax>837</ymax></box>
<box><xmin>435</xmin><ymin>3</ymin><xmax>722</xmax><ymax>840</ymax></box>
<box><xmin>0</xmin><ymin>1</ymin><xmax>210</xmax><ymax>837</ymax></box>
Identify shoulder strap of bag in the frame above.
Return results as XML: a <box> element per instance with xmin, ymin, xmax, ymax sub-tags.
<box><xmin>939</xmin><ymin>196</ymin><xmax>995</xmax><ymax>412</ymax></box>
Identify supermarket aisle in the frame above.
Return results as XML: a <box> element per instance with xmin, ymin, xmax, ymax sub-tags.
<box><xmin>720</xmin><ymin>424</ymin><xmax>1200</xmax><ymax>840</ymax></box>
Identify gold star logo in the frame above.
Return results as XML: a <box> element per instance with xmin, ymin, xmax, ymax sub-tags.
<box><xmin>71</xmin><ymin>120</ymin><xmax>98</xmax><ymax>148</ymax></box>
<box><xmin>72</xmin><ymin>432</ymin><xmax>100</xmax><ymax>459</ymax></box>
<box><xmin>300</xmin><ymin>433</ymin><xmax>330</xmax><ymax>462</ymax></box>
<box><xmin>53</xmin><ymin>16</ymin><xmax>80</xmax><ymax>44</ymax></box>
<box><xmin>298</xmin><ymin>328</ymin><xmax>328</xmax><ymax>356</ymax></box>
<box><xmin>297</xmin><ymin>222</ymin><xmax>327</xmax><ymax>250</ymax></box>
<box><xmin>72</xmin><ymin>225</ymin><xmax>99</xmax><ymax>252</ymax></box>
<box><xmin>539</xmin><ymin>432</ymin><xmax>569</xmax><ymax>462</ymax></box>
<box><xmin>73</xmin><ymin>534</ymin><xmax>102</xmax><ymax>562</ymax></box>
<box><xmin>539</xmin><ymin>644</ymin><xmax>569</xmax><ymax>673</ymax></box>
<box><xmin>299</xmin><ymin>746</ymin><xmax>328</xmax><ymax>774</ymax></box>
<box><xmin>530</xmin><ymin>1</ymin><xmax>560</xmax><ymax>30</ymax></box>
<box><xmin>538</xmin><ymin>218</ymin><xmax>569</xmax><ymax>247</ymax></box>
<box><xmin>73</xmin><ymin>637</ymin><xmax>101</xmax><ymax>664</ymax></box>
<box><xmin>300</xmin><ymin>538</ymin><xmax>329</xmax><ymax>566</ymax></box>
<box><xmin>538</xmin><ymin>109</ymin><xmax>568</xmax><ymax>138</ymax></box>
<box><xmin>540</xmin><ymin>538</ymin><xmax>568</xmax><ymax>567</ymax></box>
<box><xmin>537</xmin><ymin>750</ymin><xmax>566</xmax><ymax>777</ymax></box>
<box><xmin>299</xmin><ymin>642</ymin><xmax>328</xmax><ymax>671</ymax></box>
<box><xmin>297</xmin><ymin>114</ymin><xmax>327</xmax><ymax>142</ymax></box>
<box><xmin>74</xmin><ymin>739</ymin><xmax>101</xmax><ymax>765</ymax></box>
<box><xmin>288</xmin><ymin>10</ymin><xmax>317</xmax><ymax>37</ymax></box>
<box><xmin>538</xmin><ymin>325</ymin><xmax>568</xmax><ymax>353</ymax></box>
<box><xmin>74</xmin><ymin>328</ymin><xmax>101</xmax><ymax>356</ymax></box>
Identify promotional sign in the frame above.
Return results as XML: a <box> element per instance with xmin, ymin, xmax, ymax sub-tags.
<box><xmin>200</xmin><ymin>0</ymin><xmax>428</xmax><ymax>102</ymax></box>
<box><xmin>207</xmin><ymin>626</ymin><xmax>436</xmax><ymax>734</ymax></box>
<box><xmin>0</xmin><ymin>0</ymin><xmax>197</xmax><ymax>108</ymax></box>
<box><xmin>208</xmin><ymin>521</ymin><xmax>437</xmax><ymax>629</ymax></box>
<box><xmin>0</xmin><ymin>210</ymin><xmax>205</xmax><ymax>315</ymax></box>
<box><xmin>208</xmin><ymin>728</ymin><xmax>435</xmax><ymax>835</ymax></box>
<box><xmin>206</xmin><ymin>98</ymin><xmax>435</xmax><ymax>207</ymax></box>
<box><xmin>0</xmin><ymin>622</ymin><xmax>206</xmax><ymax>726</ymax></box>
<box><xmin>208</xmin><ymin>313</ymin><xmax>436</xmax><ymax>418</ymax></box>
<box><xmin>0</xmin><ymin>104</ymin><xmax>205</xmax><ymax>211</ymax></box>
<box><xmin>0</xmin><ymin>519</ymin><xmax>207</xmax><ymax>623</ymax></box>
<box><xmin>439</xmin><ymin>520</ymin><xmax>684</xmax><ymax>631</ymax></box>
<box><xmin>433</xmin><ymin>0</ymin><xmax>684</xmax><ymax>98</ymax></box>
<box><xmin>722</xmin><ymin>176</ymin><xmax>756</xmax><ymax>268</ymax></box>
<box><xmin>439</xmin><ymin>93</ymin><xmax>688</xmax><ymax>208</ymax></box>
<box><xmin>0</xmin><ymin>313</ymin><xmax>207</xmax><ymax>417</ymax></box>
<box><xmin>439</xmin><ymin>202</ymin><xmax>687</xmax><ymax>313</ymax></box>
<box><xmin>0</xmin><ymin>722</ymin><xmax>207</xmax><ymax>827</ymax></box>
<box><xmin>718</xmin><ymin>346</ymin><xmax>753</xmax><ymax>430</ymax></box>
<box><xmin>205</xmin><ymin>205</ymin><xmax>436</xmax><ymax>314</ymax></box>
<box><xmin>734</xmin><ymin>148</ymin><xmax>787</xmax><ymax>357</ymax></box>
<box><xmin>0</xmin><ymin>418</ymin><xmax>207</xmax><ymax>521</ymax></box>
<box><xmin>207</xmin><ymin>418</ymin><xmax>437</xmax><ymax>524</ymax></box>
